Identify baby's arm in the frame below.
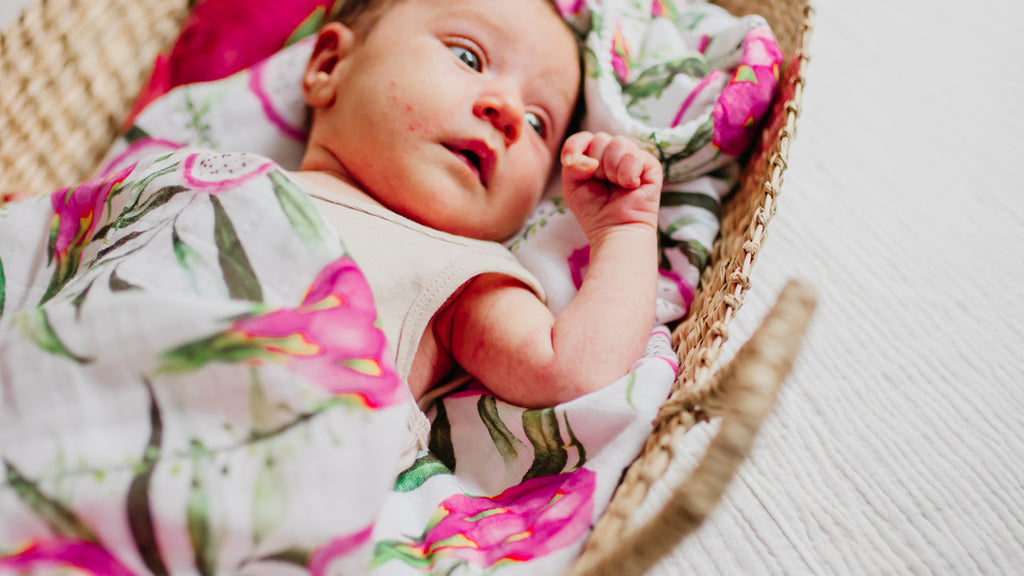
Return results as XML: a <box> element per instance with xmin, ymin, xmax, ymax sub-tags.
<box><xmin>439</xmin><ymin>132</ymin><xmax>662</xmax><ymax>408</ymax></box>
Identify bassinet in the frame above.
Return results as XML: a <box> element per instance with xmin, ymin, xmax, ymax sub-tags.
<box><xmin>0</xmin><ymin>0</ymin><xmax>815</xmax><ymax>573</ymax></box>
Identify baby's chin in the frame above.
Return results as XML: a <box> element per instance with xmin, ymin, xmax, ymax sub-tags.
<box><xmin>412</xmin><ymin>209</ymin><xmax>528</xmax><ymax>243</ymax></box>
<box><xmin>437</xmin><ymin>218</ymin><xmax>522</xmax><ymax>243</ymax></box>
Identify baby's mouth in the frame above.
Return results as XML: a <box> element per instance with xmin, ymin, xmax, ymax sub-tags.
<box><xmin>444</xmin><ymin>142</ymin><xmax>492</xmax><ymax>187</ymax></box>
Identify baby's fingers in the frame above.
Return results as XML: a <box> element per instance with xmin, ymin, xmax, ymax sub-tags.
<box><xmin>602</xmin><ymin>137</ymin><xmax>646</xmax><ymax>189</ymax></box>
<box><xmin>561</xmin><ymin>132</ymin><xmax>602</xmax><ymax>182</ymax></box>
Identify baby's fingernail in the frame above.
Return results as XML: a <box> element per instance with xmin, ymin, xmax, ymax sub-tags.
<box><xmin>562</xmin><ymin>152</ymin><xmax>576</xmax><ymax>166</ymax></box>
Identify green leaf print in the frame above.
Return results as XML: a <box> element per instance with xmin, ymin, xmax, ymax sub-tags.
<box><xmin>187</xmin><ymin>440</ymin><xmax>217</xmax><ymax>576</ymax></box>
<box><xmin>370</xmin><ymin>542</ymin><xmax>435</xmax><ymax>571</ymax></box>
<box><xmin>109</xmin><ymin>267</ymin><xmax>140</xmax><ymax>292</ymax></box>
<box><xmin>95</xmin><ymin>181</ymin><xmax>185</xmax><ymax>241</ymax></box>
<box><xmin>624</xmin><ymin>370</ymin><xmax>638</xmax><ymax>410</ymax></box>
<box><xmin>210</xmin><ymin>195</ymin><xmax>263</xmax><ymax>302</ymax></box>
<box><xmin>683</xmin><ymin>238</ymin><xmax>709</xmax><ymax>269</ymax></box>
<box><xmin>117</xmin><ymin>185</ymin><xmax>188</xmax><ymax>231</ymax></box>
<box><xmin>123</xmin><ymin>124</ymin><xmax>151</xmax><ymax>144</ymax></box>
<box><xmin>71</xmin><ymin>277</ymin><xmax>96</xmax><ymax>319</ymax></box>
<box><xmin>285</xmin><ymin>6</ymin><xmax>328</xmax><ymax>46</ymax></box>
<box><xmin>522</xmin><ymin>408</ymin><xmax>568</xmax><ymax>482</ymax></box>
<box><xmin>173</xmin><ymin>222</ymin><xmax>208</xmax><ymax>294</ymax></box>
<box><xmin>13</xmin><ymin>308</ymin><xmax>92</xmax><ymax>364</ymax></box>
<box><xmin>247</xmin><ymin>396</ymin><xmax>349</xmax><ymax>445</ymax></box>
<box><xmin>251</xmin><ymin>548</ymin><xmax>311</xmax><ymax>568</ymax></box>
<box><xmin>3</xmin><ymin>458</ymin><xmax>98</xmax><ymax>541</ymax></box>
<box><xmin>584</xmin><ymin>45</ymin><xmax>601</xmax><ymax>80</ymax></box>
<box><xmin>562</xmin><ymin>412</ymin><xmax>587</xmax><ymax>471</ymax></box>
<box><xmin>252</xmin><ymin>450</ymin><xmax>288</xmax><ymax>547</ymax></box>
<box><xmin>678</xmin><ymin>116</ymin><xmax>715</xmax><ymax>159</ymax></box>
<box><xmin>127</xmin><ymin>378</ymin><xmax>170</xmax><ymax>576</ymax></box>
<box><xmin>657</xmin><ymin>226</ymin><xmax>709</xmax><ymax>271</ymax></box>
<box><xmin>394</xmin><ymin>453</ymin><xmax>452</xmax><ymax>493</ymax></box>
<box><xmin>429</xmin><ymin>401</ymin><xmax>457</xmax><ymax>473</ymax></box>
<box><xmin>477</xmin><ymin>395</ymin><xmax>522</xmax><ymax>465</ymax></box>
<box><xmin>161</xmin><ymin>327</ymin><xmax>273</xmax><ymax>374</ymax></box>
<box><xmin>269</xmin><ymin>170</ymin><xmax>332</xmax><ymax>248</ymax></box>
<box><xmin>651</xmin><ymin>117</ymin><xmax>716</xmax><ymax>177</ymax></box>
<box><xmin>183</xmin><ymin>91</ymin><xmax>219</xmax><ymax>149</ymax></box>
<box><xmin>624</xmin><ymin>56</ymin><xmax>710</xmax><ymax>108</ymax></box>
<box><xmin>93</xmin><ymin>230</ymin><xmax>144</xmax><ymax>263</ymax></box>
<box><xmin>506</xmin><ymin>197</ymin><xmax>567</xmax><ymax>251</ymax></box>
<box><xmin>679</xmin><ymin>9</ymin><xmax>710</xmax><ymax>32</ymax></box>
<box><xmin>660</xmin><ymin>191</ymin><xmax>722</xmax><ymax>219</ymax></box>
<box><xmin>121</xmin><ymin>163</ymin><xmax>180</xmax><ymax>213</ymax></box>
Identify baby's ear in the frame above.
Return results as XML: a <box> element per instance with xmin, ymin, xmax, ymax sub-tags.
<box><xmin>301</xmin><ymin>22</ymin><xmax>357</xmax><ymax>107</ymax></box>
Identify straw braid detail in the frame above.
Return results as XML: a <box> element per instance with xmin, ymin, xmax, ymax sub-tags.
<box><xmin>569</xmin><ymin>3</ymin><xmax>814</xmax><ymax>574</ymax></box>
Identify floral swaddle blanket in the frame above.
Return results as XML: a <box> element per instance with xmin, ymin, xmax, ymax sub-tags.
<box><xmin>0</xmin><ymin>0</ymin><xmax>782</xmax><ymax>574</ymax></box>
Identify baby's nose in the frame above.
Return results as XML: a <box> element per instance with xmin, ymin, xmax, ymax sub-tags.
<box><xmin>474</xmin><ymin>94</ymin><xmax>523</xmax><ymax>145</ymax></box>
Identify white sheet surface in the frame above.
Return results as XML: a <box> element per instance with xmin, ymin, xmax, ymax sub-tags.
<box><xmin>4</xmin><ymin>0</ymin><xmax>1023</xmax><ymax>573</ymax></box>
<box><xmin>644</xmin><ymin>0</ymin><xmax>1024</xmax><ymax>573</ymax></box>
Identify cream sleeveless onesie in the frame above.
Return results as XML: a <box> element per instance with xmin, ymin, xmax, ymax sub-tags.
<box><xmin>299</xmin><ymin>178</ymin><xmax>546</xmax><ymax>467</ymax></box>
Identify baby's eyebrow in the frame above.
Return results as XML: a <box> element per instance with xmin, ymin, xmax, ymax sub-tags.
<box><xmin>438</xmin><ymin>6</ymin><xmax>513</xmax><ymax>50</ymax></box>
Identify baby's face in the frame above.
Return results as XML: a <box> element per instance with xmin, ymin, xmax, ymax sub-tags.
<box><xmin>305</xmin><ymin>0</ymin><xmax>580</xmax><ymax>241</ymax></box>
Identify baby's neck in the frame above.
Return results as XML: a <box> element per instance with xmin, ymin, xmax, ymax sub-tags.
<box><xmin>292</xmin><ymin>170</ymin><xmax>384</xmax><ymax>209</ymax></box>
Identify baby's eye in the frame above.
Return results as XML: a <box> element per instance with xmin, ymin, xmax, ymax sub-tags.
<box><xmin>525</xmin><ymin>112</ymin><xmax>547</xmax><ymax>139</ymax></box>
<box><xmin>450</xmin><ymin>45</ymin><xmax>483</xmax><ymax>72</ymax></box>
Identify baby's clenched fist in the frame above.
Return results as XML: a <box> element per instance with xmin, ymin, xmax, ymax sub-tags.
<box><xmin>560</xmin><ymin>131</ymin><xmax>663</xmax><ymax>239</ymax></box>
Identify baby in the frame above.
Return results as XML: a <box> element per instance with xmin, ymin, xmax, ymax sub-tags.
<box><xmin>290</xmin><ymin>0</ymin><xmax>664</xmax><ymax>409</ymax></box>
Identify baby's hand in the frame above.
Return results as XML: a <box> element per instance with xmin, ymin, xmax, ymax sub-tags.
<box><xmin>560</xmin><ymin>131</ymin><xmax>662</xmax><ymax>241</ymax></box>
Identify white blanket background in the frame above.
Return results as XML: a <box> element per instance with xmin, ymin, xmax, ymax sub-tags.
<box><xmin>4</xmin><ymin>0</ymin><xmax>1024</xmax><ymax>573</ymax></box>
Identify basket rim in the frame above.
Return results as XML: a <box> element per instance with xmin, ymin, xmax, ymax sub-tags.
<box><xmin>568</xmin><ymin>2</ymin><xmax>816</xmax><ymax>573</ymax></box>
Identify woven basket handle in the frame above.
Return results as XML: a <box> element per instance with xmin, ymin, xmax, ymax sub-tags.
<box><xmin>566</xmin><ymin>279</ymin><xmax>817</xmax><ymax>576</ymax></box>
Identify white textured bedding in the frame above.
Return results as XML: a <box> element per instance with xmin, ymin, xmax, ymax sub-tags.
<box><xmin>3</xmin><ymin>0</ymin><xmax>1023</xmax><ymax>572</ymax></box>
<box><xmin>646</xmin><ymin>0</ymin><xmax>1024</xmax><ymax>573</ymax></box>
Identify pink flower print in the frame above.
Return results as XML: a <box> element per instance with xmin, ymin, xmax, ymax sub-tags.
<box><xmin>49</xmin><ymin>165</ymin><xmax>134</xmax><ymax>263</ymax></box>
<box><xmin>568</xmin><ymin>244</ymin><xmax>591</xmax><ymax>290</ymax></box>
<box><xmin>671</xmin><ymin>69</ymin><xmax>723</xmax><ymax>128</ymax></box>
<box><xmin>309</xmin><ymin>524</ymin><xmax>374</xmax><ymax>576</ymax></box>
<box><xmin>659</xmin><ymin>267</ymin><xmax>695</xmax><ymax>312</ymax></box>
<box><xmin>128</xmin><ymin>0</ymin><xmax>337</xmax><ymax>121</ymax></box>
<box><xmin>651</xmin><ymin>0</ymin><xmax>677</xmax><ymax>19</ymax></box>
<box><xmin>126</xmin><ymin>52</ymin><xmax>172</xmax><ymax>126</ymax></box>
<box><xmin>375</xmin><ymin>468</ymin><xmax>596</xmax><ymax>569</ymax></box>
<box><xmin>43</xmin><ymin>165</ymin><xmax>135</xmax><ymax>301</ymax></box>
<box><xmin>167</xmin><ymin>0</ymin><xmax>336</xmax><ymax>88</ymax></box>
<box><xmin>553</xmin><ymin>0</ymin><xmax>585</xmax><ymax>18</ymax></box>
<box><xmin>97</xmin><ymin>137</ymin><xmax>182</xmax><ymax>179</ymax></box>
<box><xmin>165</xmin><ymin>257</ymin><xmax>405</xmax><ymax>410</ymax></box>
<box><xmin>249</xmin><ymin>52</ymin><xmax>309</xmax><ymax>142</ymax></box>
<box><xmin>697</xmin><ymin>34</ymin><xmax>711</xmax><ymax>54</ymax></box>
<box><xmin>712</xmin><ymin>26</ymin><xmax>784</xmax><ymax>156</ymax></box>
<box><xmin>0</xmin><ymin>539</ymin><xmax>139</xmax><ymax>576</ymax></box>
<box><xmin>611</xmin><ymin>26</ymin><xmax>631</xmax><ymax>84</ymax></box>
<box><xmin>180</xmin><ymin>152</ymin><xmax>276</xmax><ymax>193</ymax></box>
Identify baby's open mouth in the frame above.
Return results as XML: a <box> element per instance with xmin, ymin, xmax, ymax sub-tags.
<box><xmin>444</xmin><ymin>142</ymin><xmax>491</xmax><ymax>187</ymax></box>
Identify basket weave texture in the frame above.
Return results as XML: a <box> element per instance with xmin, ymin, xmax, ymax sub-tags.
<box><xmin>0</xmin><ymin>0</ymin><xmax>814</xmax><ymax>573</ymax></box>
<box><xmin>0</xmin><ymin>0</ymin><xmax>189</xmax><ymax>195</ymax></box>
<box><xmin>570</xmin><ymin>0</ymin><xmax>814</xmax><ymax>572</ymax></box>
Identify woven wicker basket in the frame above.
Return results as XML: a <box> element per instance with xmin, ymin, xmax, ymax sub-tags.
<box><xmin>0</xmin><ymin>0</ymin><xmax>815</xmax><ymax>573</ymax></box>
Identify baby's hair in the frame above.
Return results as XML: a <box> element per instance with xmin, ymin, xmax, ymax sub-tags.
<box><xmin>330</xmin><ymin>0</ymin><xmax>573</xmax><ymax>39</ymax></box>
<box><xmin>329</xmin><ymin>0</ymin><xmax>402</xmax><ymax>36</ymax></box>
